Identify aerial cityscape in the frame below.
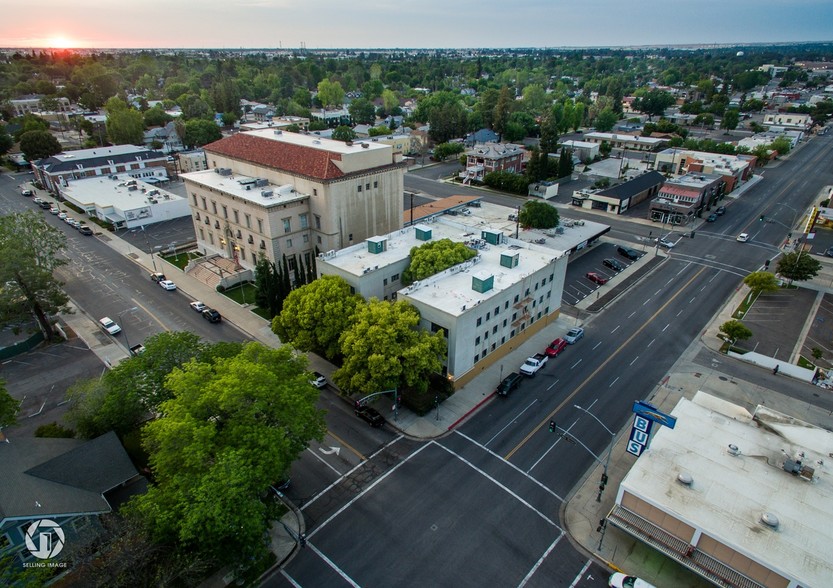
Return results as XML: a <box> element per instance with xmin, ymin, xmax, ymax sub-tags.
<box><xmin>0</xmin><ymin>10</ymin><xmax>832</xmax><ymax>588</ymax></box>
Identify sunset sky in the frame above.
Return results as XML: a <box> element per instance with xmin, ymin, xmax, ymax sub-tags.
<box><xmin>3</xmin><ymin>0</ymin><xmax>831</xmax><ymax>49</ymax></box>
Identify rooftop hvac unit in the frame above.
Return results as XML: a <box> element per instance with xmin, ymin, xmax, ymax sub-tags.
<box><xmin>362</xmin><ymin>143</ymin><xmax>369</xmax><ymax>148</ymax></box>
<box><xmin>274</xmin><ymin>130</ymin><xmax>282</xmax><ymax>135</ymax></box>
<box><xmin>128</xmin><ymin>185</ymin><xmax>138</xmax><ymax>191</ymax></box>
<box><xmin>218</xmin><ymin>168</ymin><xmax>232</xmax><ymax>176</ymax></box>
<box><xmin>261</xmin><ymin>189</ymin><xmax>273</xmax><ymax>198</ymax></box>
<box><xmin>255</xmin><ymin>178</ymin><xmax>268</xmax><ymax>187</ymax></box>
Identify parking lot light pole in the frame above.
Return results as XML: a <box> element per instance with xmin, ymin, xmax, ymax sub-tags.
<box><xmin>117</xmin><ymin>306</ymin><xmax>139</xmax><ymax>354</ymax></box>
<box><xmin>574</xmin><ymin>404</ymin><xmax>615</xmax><ymax>503</ymax></box>
<box><xmin>133</xmin><ymin>225</ymin><xmax>158</xmax><ymax>272</ymax></box>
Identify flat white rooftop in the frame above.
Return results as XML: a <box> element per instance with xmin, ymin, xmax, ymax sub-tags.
<box><xmin>244</xmin><ymin>128</ymin><xmax>390</xmax><ymax>155</ymax></box>
<box><xmin>584</xmin><ymin>132</ymin><xmax>666</xmax><ymax>146</ymax></box>
<box><xmin>182</xmin><ymin>169</ymin><xmax>308</xmax><ymax>207</ymax></box>
<box><xmin>61</xmin><ymin>174</ymin><xmax>184</xmax><ymax>210</ymax></box>
<box><xmin>622</xmin><ymin>392</ymin><xmax>833</xmax><ymax>588</ymax></box>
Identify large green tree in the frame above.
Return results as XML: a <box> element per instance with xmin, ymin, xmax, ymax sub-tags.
<box><xmin>593</xmin><ymin>107</ymin><xmax>618</xmax><ymax>132</ymax></box>
<box><xmin>105</xmin><ymin>97</ymin><xmax>145</xmax><ymax>145</ymax></box>
<box><xmin>721</xmin><ymin>109</ymin><xmax>740</xmax><ymax>132</ymax></box>
<box><xmin>777</xmin><ymin>251</ymin><xmax>821</xmax><ymax>284</ymax></box>
<box><xmin>348</xmin><ymin>97</ymin><xmax>376</xmax><ymax>125</ymax></box>
<box><xmin>493</xmin><ymin>86</ymin><xmax>513</xmax><ymax>140</ymax></box>
<box><xmin>634</xmin><ymin>89</ymin><xmax>675</xmax><ymax>120</ymax></box>
<box><xmin>0</xmin><ymin>211</ymin><xmax>69</xmax><ymax>341</ymax></box>
<box><xmin>183</xmin><ymin>119</ymin><xmax>222</xmax><ymax>148</ymax></box>
<box><xmin>254</xmin><ymin>255</ymin><xmax>288</xmax><ymax>319</ymax></box>
<box><xmin>719</xmin><ymin>319</ymin><xmax>753</xmax><ymax>347</ymax></box>
<box><xmin>316</xmin><ymin>78</ymin><xmax>345</xmax><ymax>108</ymax></box>
<box><xmin>331</xmin><ymin>125</ymin><xmax>356</xmax><ymax>142</ymax></box>
<box><xmin>519</xmin><ymin>200</ymin><xmax>560</xmax><ymax>229</ymax></box>
<box><xmin>273</xmin><ymin>275</ymin><xmax>363</xmax><ymax>361</ymax></box>
<box><xmin>19</xmin><ymin>130</ymin><xmax>61</xmax><ymax>161</ymax></box>
<box><xmin>335</xmin><ymin>299</ymin><xmax>446</xmax><ymax>396</ymax></box>
<box><xmin>743</xmin><ymin>271</ymin><xmax>779</xmax><ymax>293</ymax></box>
<box><xmin>403</xmin><ymin>238</ymin><xmax>477</xmax><ymax>284</ymax></box>
<box><xmin>128</xmin><ymin>342</ymin><xmax>326</xmax><ymax>566</ymax></box>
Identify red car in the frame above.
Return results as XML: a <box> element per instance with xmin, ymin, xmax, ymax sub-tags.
<box><xmin>545</xmin><ymin>338</ymin><xmax>568</xmax><ymax>357</ymax></box>
<box><xmin>586</xmin><ymin>272</ymin><xmax>608</xmax><ymax>285</ymax></box>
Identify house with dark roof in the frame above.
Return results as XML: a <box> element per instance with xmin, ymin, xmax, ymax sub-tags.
<box><xmin>571</xmin><ymin>171</ymin><xmax>665</xmax><ymax>215</ymax></box>
<box><xmin>32</xmin><ymin>145</ymin><xmax>169</xmax><ymax>195</ymax></box>
<box><xmin>0</xmin><ymin>432</ymin><xmax>143</xmax><ymax>569</ymax></box>
<box><xmin>143</xmin><ymin>121</ymin><xmax>184</xmax><ymax>154</ymax></box>
<box><xmin>460</xmin><ymin>142</ymin><xmax>526</xmax><ymax>184</ymax></box>
<box><xmin>183</xmin><ymin>129</ymin><xmax>406</xmax><ymax>274</ymax></box>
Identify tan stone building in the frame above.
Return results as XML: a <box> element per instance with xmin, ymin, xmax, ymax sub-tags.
<box><xmin>182</xmin><ymin>130</ymin><xmax>405</xmax><ymax>273</ymax></box>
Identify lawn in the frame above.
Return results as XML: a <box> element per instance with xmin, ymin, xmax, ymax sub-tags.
<box><xmin>221</xmin><ymin>282</ymin><xmax>258</xmax><ymax>305</ymax></box>
<box><xmin>161</xmin><ymin>250</ymin><xmax>203</xmax><ymax>270</ymax></box>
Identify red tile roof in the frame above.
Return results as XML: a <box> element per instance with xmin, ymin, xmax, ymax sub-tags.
<box><xmin>204</xmin><ymin>134</ymin><xmax>345</xmax><ymax>180</ymax></box>
<box><xmin>659</xmin><ymin>185</ymin><xmax>700</xmax><ymax>198</ymax></box>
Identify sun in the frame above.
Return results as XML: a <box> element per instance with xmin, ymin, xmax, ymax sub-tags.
<box><xmin>48</xmin><ymin>36</ymin><xmax>75</xmax><ymax>49</ymax></box>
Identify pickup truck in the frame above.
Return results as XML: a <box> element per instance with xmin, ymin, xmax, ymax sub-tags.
<box><xmin>129</xmin><ymin>343</ymin><xmax>146</xmax><ymax>356</ymax></box>
<box><xmin>520</xmin><ymin>353</ymin><xmax>548</xmax><ymax>377</ymax></box>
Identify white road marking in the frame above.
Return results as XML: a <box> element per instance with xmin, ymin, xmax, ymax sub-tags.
<box><xmin>611</xmin><ymin>325</ymin><xmax>620</xmax><ymax>333</ymax></box>
<box><xmin>571</xmin><ymin>359</ymin><xmax>582</xmax><ymax>369</ymax></box>
<box><xmin>306</xmin><ymin>447</ymin><xmax>343</xmax><ymax>476</ymax></box>
<box><xmin>662</xmin><ymin>323</ymin><xmax>670</xmax><ymax>332</ymax></box>
<box><xmin>646</xmin><ymin>338</ymin><xmax>655</xmax><ymax>348</ymax></box>
<box><xmin>485</xmin><ymin>399</ymin><xmax>540</xmax><ymax>447</ymax></box>
<box><xmin>518</xmin><ymin>531</ymin><xmax>566</xmax><ymax>588</ymax></box>
<box><xmin>307</xmin><ymin>543</ymin><xmax>361</xmax><ymax>588</ymax></box>
<box><xmin>568</xmin><ymin>560</ymin><xmax>593</xmax><ymax>588</ymax></box>
<box><xmin>546</xmin><ymin>379</ymin><xmax>559</xmax><ymax>391</ymax></box>
<box><xmin>630</xmin><ymin>356</ymin><xmax>639</xmax><ymax>366</ymax></box>
<box><xmin>609</xmin><ymin>377</ymin><xmax>619</xmax><ymax>388</ymax></box>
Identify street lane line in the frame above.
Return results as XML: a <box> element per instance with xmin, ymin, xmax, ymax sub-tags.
<box><xmin>569</xmin><ymin>560</ymin><xmax>593</xmax><ymax>588</ymax></box>
<box><xmin>504</xmin><ymin>266</ymin><xmax>707</xmax><ymax>461</ymax></box>
<box><xmin>646</xmin><ymin>338</ymin><xmax>655</xmax><ymax>347</ymax></box>
<box><xmin>327</xmin><ymin>429</ymin><xmax>366</xmax><ymax>461</ymax></box>
<box><xmin>528</xmin><ymin>418</ymin><xmax>580</xmax><ymax>475</ymax></box>
<box><xmin>302</xmin><ymin>434</ymin><xmax>404</xmax><ymax>511</ymax></box>
<box><xmin>131</xmin><ymin>298</ymin><xmax>168</xmax><ymax>331</ymax></box>
<box><xmin>570</xmin><ymin>359</ymin><xmax>582</xmax><ymax>369</ymax></box>
<box><xmin>546</xmin><ymin>379</ymin><xmax>559</xmax><ymax>391</ymax></box>
<box><xmin>308</xmin><ymin>441</ymin><xmax>433</xmax><ymax>536</ymax></box>
<box><xmin>453</xmin><ymin>431</ymin><xmax>564</xmax><ymax>502</ymax></box>
<box><xmin>306</xmin><ymin>543</ymin><xmax>361</xmax><ymax>588</ymax></box>
<box><xmin>518</xmin><ymin>531</ymin><xmax>565</xmax><ymax>588</ymax></box>
<box><xmin>485</xmin><ymin>399</ymin><xmax>540</xmax><ymax>447</ymax></box>
<box><xmin>279</xmin><ymin>569</ymin><xmax>303</xmax><ymax>587</ymax></box>
<box><xmin>611</xmin><ymin>325</ymin><xmax>620</xmax><ymax>333</ymax></box>
<box><xmin>609</xmin><ymin>377</ymin><xmax>619</xmax><ymax>388</ymax></box>
<box><xmin>592</xmin><ymin>342</ymin><xmax>601</xmax><ymax>350</ymax></box>
<box><xmin>630</xmin><ymin>356</ymin><xmax>639</xmax><ymax>366</ymax></box>
<box><xmin>435</xmin><ymin>442</ymin><xmax>558</xmax><ymax>526</ymax></box>
<box><xmin>305</xmin><ymin>447</ymin><xmax>343</xmax><ymax>476</ymax></box>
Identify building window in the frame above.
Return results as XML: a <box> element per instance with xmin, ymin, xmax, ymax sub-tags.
<box><xmin>233</xmin><ymin>210</ymin><xmax>239</xmax><ymax>223</ymax></box>
<box><xmin>476</xmin><ymin>317</ymin><xmax>482</xmax><ymax>327</ymax></box>
<box><xmin>257</xmin><ymin>219</ymin><xmax>264</xmax><ymax>233</ymax></box>
<box><xmin>245</xmin><ymin>214</ymin><xmax>251</xmax><ymax>228</ymax></box>
<box><xmin>494</xmin><ymin>306</ymin><xmax>499</xmax><ymax>315</ymax></box>
<box><xmin>491</xmin><ymin>343</ymin><xmax>496</xmax><ymax>351</ymax></box>
<box><xmin>512</xmin><ymin>312</ymin><xmax>517</xmax><ymax>321</ymax></box>
<box><xmin>475</xmin><ymin>336</ymin><xmax>480</xmax><ymax>346</ymax></box>
<box><xmin>199</xmin><ymin>228</ymin><xmax>204</xmax><ymax>240</ymax></box>
<box><xmin>374</xmin><ymin>181</ymin><xmax>378</xmax><ymax>188</ymax></box>
<box><xmin>222</xmin><ymin>205</ymin><xmax>228</xmax><ymax>219</ymax></box>
<box><xmin>195</xmin><ymin>212</ymin><xmax>201</xmax><ymax>221</ymax></box>
<box><xmin>392</xmin><ymin>273</ymin><xmax>400</xmax><ymax>281</ymax></box>
<box><xmin>365</xmin><ymin>183</ymin><xmax>370</xmax><ymax>190</ymax></box>
<box><xmin>283</xmin><ymin>218</ymin><xmax>291</xmax><ymax>233</ymax></box>
<box><xmin>357</xmin><ymin>185</ymin><xmax>362</xmax><ymax>192</ymax></box>
<box><xmin>212</xmin><ymin>201</ymin><xmax>217</xmax><ymax>214</ymax></box>
<box><xmin>492</xmin><ymin>325</ymin><xmax>497</xmax><ymax>334</ymax></box>
<box><xmin>299</xmin><ymin>213</ymin><xmax>309</xmax><ymax>229</ymax></box>
<box><xmin>314</xmin><ymin>214</ymin><xmax>321</xmax><ymax>229</ymax></box>
<box><xmin>317</xmin><ymin>236</ymin><xmax>322</xmax><ymax>244</ymax></box>
<box><xmin>208</xmin><ymin>233</ymin><xmax>214</xmax><ymax>245</ymax></box>
<box><xmin>474</xmin><ymin>353</ymin><xmax>479</xmax><ymax>362</ymax></box>
<box><xmin>286</xmin><ymin>238</ymin><xmax>292</xmax><ymax>248</ymax></box>
<box><xmin>240</xmin><ymin>249</ymin><xmax>246</xmax><ymax>261</ymax></box>
<box><xmin>505</xmin><ymin>301</ymin><xmax>509</xmax><ymax>309</ymax></box>
<box><xmin>501</xmin><ymin>336</ymin><xmax>505</xmax><ymax>344</ymax></box>
<box><xmin>525</xmin><ymin>288</ymin><xmax>530</xmax><ymax>296</ymax></box>
<box><xmin>511</xmin><ymin>329</ymin><xmax>516</xmax><ymax>338</ymax></box>
<box><xmin>192</xmin><ymin>194</ymin><xmax>198</xmax><ymax>205</ymax></box>
<box><xmin>503</xmin><ymin>319</ymin><xmax>507</xmax><ymax>328</ymax></box>
<box><xmin>303</xmin><ymin>234</ymin><xmax>309</xmax><ymax>243</ymax></box>
<box><xmin>383</xmin><ymin>278</ymin><xmax>388</xmax><ymax>286</ymax></box>
<box><xmin>201</xmin><ymin>197</ymin><xmax>207</xmax><ymax>209</ymax></box>
<box><xmin>514</xmin><ymin>294</ymin><xmax>520</xmax><ymax>303</ymax></box>
<box><xmin>313</xmin><ymin>188</ymin><xmax>318</xmax><ymax>196</ymax></box>
<box><xmin>486</xmin><ymin>312</ymin><xmax>491</xmax><ymax>320</ymax></box>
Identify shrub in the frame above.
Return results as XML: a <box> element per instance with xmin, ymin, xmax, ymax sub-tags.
<box><xmin>35</xmin><ymin>422</ymin><xmax>75</xmax><ymax>438</ymax></box>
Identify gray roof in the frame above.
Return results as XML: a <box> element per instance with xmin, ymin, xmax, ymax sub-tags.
<box><xmin>35</xmin><ymin>146</ymin><xmax>166</xmax><ymax>174</ymax></box>
<box><xmin>596</xmin><ymin>170</ymin><xmax>665</xmax><ymax>202</ymax></box>
<box><xmin>0</xmin><ymin>432</ymin><xmax>139</xmax><ymax>523</ymax></box>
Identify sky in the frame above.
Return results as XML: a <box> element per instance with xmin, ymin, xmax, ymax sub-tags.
<box><xmin>2</xmin><ymin>0</ymin><xmax>831</xmax><ymax>50</ymax></box>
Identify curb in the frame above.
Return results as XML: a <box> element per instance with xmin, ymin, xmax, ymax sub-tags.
<box><xmin>446</xmin><ymin>391</ymin><xmax>496</xmax><ymax>431</ymax></box>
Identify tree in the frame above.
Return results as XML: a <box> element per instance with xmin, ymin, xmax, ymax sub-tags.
<box><xmin>433</xmin><ymin>142</ymin><xmax>465</xmax><ymax>161</ymax></box>
<box><xmin>719</xmin><ymin>319</ymin><xmax>753</xmax><ymax>347</ymax></box>
<box><xmin>538</xmin><ymin>110</ymin><xmax>559</xmax><ymax>156</ymax></box>
<box><xmin>634</xmin><ymin>89</ymin><xmax>675</xmax><ymax>120</ymax></box>
<box><xmin>18</xmin><ymin>130</ymin><xmax>61</xmax><ymax>161</ymax></box>
<box><xmin>335</xmin><ymin>299</ymin><xmax>446</xmax><ymax>397</ymax></box>
<box><xmin>143</xmin><ymin>106</ymin><xmax>173</xmax><ymax>128</ymax></box>
<box><xmin>381</xmin><ymin>89</ymin><xmax>399</xmax><ymax>114</ymax></box>
<box><xmin>521</xmin><ymin>84</ymin><xmax>548</xmax><ymax>114</ymax></box>
<box><xmin>127</xmin><ymin>342</ymin><xmax>326</xmax><ymax>568</ymax></box>
<box><xmin>0</xmin><ymin>211</ymin><xmax>69</xmax><ymax>341</ymax></box>
<box><xmin>493</xmin><ymin>87</ymin><xmax>513</xmax><ymax>140</ymax></box>
<box><xmin>428</xmin><ymin>101</ymin><xmax>467</xmax><ymax>144</ymax></box>
<box><xmin>557</xmin><ymin>147</ymin><xmax>574</xmax><ymax>178</ymax></box>
<box><xmin>770</xmin><ymin>137</ymin><xmax>792</xmax><ymax>156</ymax></box>
<box><xmin>593</xmin><ymin>108</ymin><xmax>618</xmax><ymax>132</ymax></box>
<box><xmin>519</xmin><ymin>200</ymin><xmax>560</xmax><ymax>229</ymax></box>
<box><xmin>777</xmin><ymin>251</ymin><xmax>821</xmax><ymax>284</ymax></box>
<box><xmin>743</xmin><ymin>271</ymin><xmax>779</xmax><ymax>293</ymax></box>
<box><xmin>348</xmin><ymin>97</ymin><xmax>376</xmax><ymax>125</ymax></box>
<box><xmin>0</xmin><ymin>380</ymin><xmax>17</xmax><ymax>431</ymax></box>
<box><xmin>316</xmin><ymin>78</ymin><xmax>345</xmax><ymax>108</ymax></box>
<box><xmin>183</xmin><ymin>119</ymin><xmax>222</xmax><ymax>148</ymax></box>
<box><xmin>0</xmin><ymin>127</ymin><xmax>13</xmax><ymax>157</ymax></box>
<box><xmin>254</xmin><ymin>255</ymin><xmax>287</xmax><ymax>319</ymax></box>
<box><xmin>720</xmin><ymin>109</ymin><xmax>740</xmax><ymax>133</ymax></box>
<box><xmin>12</xmin><ymin>113</ymin><xmax>50</xmax><ymax>141</ymax></box>
<box><xmin>403</xmin><ymin>239</ymin><xmax>477</xmax><ymax>284</ymax></box>
<box><xmin>331</xmin><ymin>125</ymin><xmax>356</xmax><ymax>142</ymax></box>
<box><xmin>105</xmin><ymin>97</ymin><xmax>145</xmax><ymax>145</ymax></box>
<box><xmin>273</xmin><ymin>275</ymin><xmax>363</xmax><ymax>361</ymax></box>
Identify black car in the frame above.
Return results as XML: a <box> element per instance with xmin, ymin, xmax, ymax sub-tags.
<box><xmin>706</xmin><ymin>213</ymin><xmax>718</xmax><ymax>222</ymax></box>
<box><xmin>603</xmin><ymin>258</ymin><xmax>625</xmax><ymax>271</ymax></box>
<box><xmin>617</xmin><ymin>245</ymin><xmax>641</xmax><ymax>261</ymax></box>
<box><xmin>355</xmin><ymin>405</ymin><xmax>385</xmax><ymax>427</ymax></box>
<box><xmin>715</xmin><ymin>206</ymin><xmax>727</xmax><ymax>215</ymax></box>
<box><xmin>38</xmin><ymin>201</ymin><xmax>52</xmax><ymax>210</ymax></box>
<box><xmin>202</xmin><ymin>308</ymin><xmax>222</xmax><ymax>323</ymax></box>
<box><xmin>78</xmin><ymin>225</ymin><xmax>93</xmax><ymax>235</ymax></box>
<box><xmin>496</xmin><ymin>372</ymin><xmax>523</xmax><ymax>397</ymax></box>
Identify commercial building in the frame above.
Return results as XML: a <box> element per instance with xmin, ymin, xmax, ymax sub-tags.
<box><xmin>32</xmin><ymin>145</ymin><xmax>169</xmax><ymax>195</ymax></box>
<box><xmin>653</xmin><ymin>148</ymin><xmax>756</xmax><ymax>193</ymax></box>
<box><xmin>583</xmin><ymin>132</ymin><xmax>668</xmax><ymax>152</ymax></box>
<box><xmin>58</xmin><ymin>173</ymin><xmax>190</xmax><ymax>230</ymax></box>
<box><xmin>571</xmin><ymin>171</ymin><xmax>665</xmax><ymax>215</ymax></box>
<box><xmin>318</xmin><ymin>199</ymin><xmax>609</xmax><ymax>386</ymax></box>
<box><xmin>763</xmin><ymin>113</ymin><xmax>812</xmax><ymax>131</ymax></box>
<box><xmin>649</xmin><ymin>172</ymin><xmax>724</xmax><ymax>224</ymax></box>
<box><xmin>183</xmin><ymin>129</ymin><xmax>405</xmax><ymax>272</ymax></box>
<box><xmin>609</xmin><ymin>392</ymin><xmax>833</xmax><ymax>588</ymax></box>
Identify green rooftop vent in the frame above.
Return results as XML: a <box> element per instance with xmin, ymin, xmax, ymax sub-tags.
<box><xmin>472</xmin><ymin>271</ymin><xmax>494</xmax><ymax>294</ymax></box>
<box><xmin>366</xmin><ymin>236</ymin><xmax>387</xmax><ymax>254</ymax></box>
<box><xmin>500</xmin><ymin>250</ymin><xmax>519</xmax><ymax>269</ymax></box>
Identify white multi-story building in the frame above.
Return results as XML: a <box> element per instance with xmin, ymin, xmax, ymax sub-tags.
<box><xmin>317</xmin><ymin>209</ymin><xmax>583</xmax><ymax>387</ymax></box>
<box><xmin>183</xmin><ymin>130</ymin><xmax>406</xmax><ymax>273</ymax></box>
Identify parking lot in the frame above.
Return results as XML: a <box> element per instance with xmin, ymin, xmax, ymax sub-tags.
<box><xmin>562</xmin><ymin>242</ymin><xmax>644</xmax><ymax>306</ymax></box>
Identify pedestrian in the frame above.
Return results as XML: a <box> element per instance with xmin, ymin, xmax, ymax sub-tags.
<box><xmin>773</xmin><ymin>365</ymin><xmax>779</xmax><ymax>375</ymax></box>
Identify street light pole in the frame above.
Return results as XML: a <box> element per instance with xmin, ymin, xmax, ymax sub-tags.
<box><xmin>574</xmin><ymin>404</ymin><xmax>615</xmax><ymax>503</ymax></box>
<box><xmin>138</xmin><ymin>225</ymin><xmax>158</xmax><ymax>272</ymax></box>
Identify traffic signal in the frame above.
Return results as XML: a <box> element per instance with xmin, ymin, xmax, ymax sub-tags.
<box><xmin>764</xmin><ymin>259</ymin><xmax>770</xmax><ymax>269</ymax></box>
<box><xmin>690</xmin><ymin>231</ymin><xmax>695</xmax><ymax>239</ymax></box>
<box><xmin>601</xmin><ymin>473</ymin><xmax>609</xmax><ymax>485</ymax></box>
<box><xmin>759</xmin><ymin>215</ymin><xmax>765</xmax><ymax>222</ymax></box>
<box><xmin>549</xmin><ymin>420</ymin><xmax>556</xmax><ymax>433</ymax></box>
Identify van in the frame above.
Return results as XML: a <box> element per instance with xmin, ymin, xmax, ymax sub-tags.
<box><xmin>496</xmin><ymin>372</ymin><xmax>523</xmax><ymax>397</ymax></box>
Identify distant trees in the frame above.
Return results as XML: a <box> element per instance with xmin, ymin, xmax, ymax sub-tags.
<box><xmin>348</xmin><ymin>97</ymin><xmax>376</xmax><ymax>124</ymax></box>
<box><xmin>433</xmin><ymin>142</ymin><xmax>465</xmax><ymax>161</ymax></box>
<box><xmin>593</xmin><ymin>108</ymin><xmax>618</xmax><ymax>132</ymax></box>
<box><xmin>633</xmin><ymin>89</ymin><xmax>675</xmax><ymax>120</ymax></box>
<box><xmin>332</xmin><ymin>125</ymin><xmax>356</xmax><ymax>142</ymax></box>
<box><xmin>105</xmin><ymin>97</ymin><xmax>144</xmax><ymax>145</ymax></box>
<box><xmin>316</xmin><ymin>78</ymin><xmax>345</xmax><ymax>108</ymax></box>
<box><xmin>143</xmin><ymin>105</ymin><xmax>173</xmax><ymax>127</ymax></box>
<box><xmin>721</xmin><ymin>109</ymin><xmax>740</xmax><ymax>132</ymax></box>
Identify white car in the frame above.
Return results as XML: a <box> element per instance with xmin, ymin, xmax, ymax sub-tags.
<box><xmin>736</xmin><ymin>233</ymin><xmax>750</xmax><ymax>242</ymax></box>
<box><xmin>656</xmin><ymin>238</ymin><xmax>675</xmax><ymax>249</ymax></box>
<box><xmin>309</xmin><ymin>372</ymin><xmax>327</xmax><ymax>389</ymax></box>
<box><xmin>159</xmin><ymin>280</ymin><xmax>177</xmax><ymax>291</ymax></box>
<box><xmin>190</xmin><ymin>301</ymin><xmax>207</xmax><ymax>312</ymax></box>
<box><xmin>57</xmin><ymin>212</ymin><xmax>67</xmax><ymax>220</ymax></box>
<box><xmin>608</xmin><ymin>572</ymin><xmax>656</xmax><ymax>588</ymax></box>
<box><xmin>564</xmin><ymin>327</ymin><xmax>585</xmax><ymax>344</ymax></box>
<box><xmin>99</xmin><ymin>317</ymin><xmax>122</xmax><ymax>335</ymax></box>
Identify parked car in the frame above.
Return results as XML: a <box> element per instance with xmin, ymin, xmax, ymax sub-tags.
<box><xmin>545</xmin><ymin>338</ymin><xmax>568</xmax><ymax>357</ymax></box>
<box><xmin>496</xmin><ymin>372</ymin><xmax>523</xmax><ymax>396</ymax></box>
<box><xmin>603</xmin><ymin>258</ymin><xmax>624</xmax><ymax>272</ymax></box>
<box><xmin>586</xmin><ymin>272</ymin><xmax>608</xmax><ymax>285</ymax></box>
<box><xmin>57</xmin><ymin>211</ymin><xmax>67</xmax><ymax>220</ymax></box>
<box><xmin>190</xmin><ymin>301</ymin><xmax>207</xmax><ymax>312</ymax></box>
<box><xmin>520</xmin><ymin>353</ymin><xmax>548</xmax><ymax>377</ymax></box>
<box><xmin>355</xmin><ymin>405</ymin><xmax>385</xmax><ymax>427</ymax></box>
<box><xmin>39</xmin><ymin>201</ymin><xmax>52</xmax><ymax>209</ymax></box>
<box><xmin>99</xmin><ymin>317</ymin><xmax>121</xmax><ymax>335</ymax></box>
<box><xmin>564</xmin><ymin>327</ymin><xmax>585</xmax><ymax>344</ymax></box>
<box><xmin>158</xmin><ymin>279</ymin><xmax>177</xmax><ymax>291</ymax></box>
<box><xmin>617</xmin><ymin>245</ymin><xmax>640</xmax><ymax>260</ymax></box>
<box><xmin>608</xmin><ymin>572</ymin><xmax>656</xmax><ymax>588</ymax></box>
<box><xmin>202</xmin><ymin>308</ymin><xmax>222</xmax><ymax>323</ymax></box>
<box><xmin>706</xmin><ymin>213</ymin><xmax>718</xmax><ymax>222</ymax></box>
<box><xmin>49</xmin><ymin>207</ymin><xmax>60</xmax><ymax>214</ymax></box>
<box><xmin>78</xmin><ymin>225</ymin><xmax>93</xmax><ymax>236</ymax></box>
<box><xmin>129</xmin><ymin>344</ymin><xmax>146</xmax><ymax>356</ymax></box>
<box><xmin>150</xmin><ymin>272</ymin><xmax>166</xmax><ymax>282</ymax></box>
<box><xmin>21</xmin><ymin>189</ymin><xmax>33</xmax><ymax>197</ymax></box>
<box><xmin>309</xmin><ymin>372</ymin><xmax>327</xmax><ymax>389</ymax></box>
<box><xmin>824</xmin><ymin>247</ymin><xmax>833</xmax><ymax>258</ymax></box>
<box><xmin>736</xmin><ymin>233</ymin><xmax>750</xmax><ymax>243</ymax></box>
<box><xmin>33</xmin><ymin>197</ymin><xmax>43</xmax><ymax>205</ymax></box>
<box><xmin>715</xmin><ymin>206</ymin><xmax>727</xmax><ymax>215</ymax></box>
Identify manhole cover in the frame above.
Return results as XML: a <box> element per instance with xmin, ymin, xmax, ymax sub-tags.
<box><xmin>431</xmin><ymin>524</ymin><xmax>438</xmax><ymax>532</ymax></box>
<box><xmin>719</xmin><ymin>376</ymin><xmax>728</xmax><ymax>381</ymax></box>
